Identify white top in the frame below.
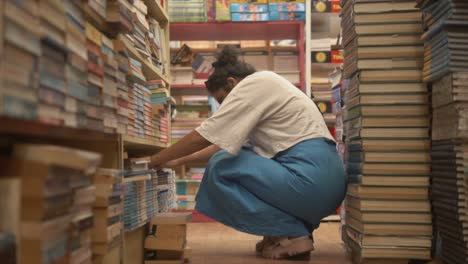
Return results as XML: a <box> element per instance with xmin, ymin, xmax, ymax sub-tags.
<box><xmin>196</xmin><ymin>71</ymin><xmax>334</xmax><ymax>158</ymax></box>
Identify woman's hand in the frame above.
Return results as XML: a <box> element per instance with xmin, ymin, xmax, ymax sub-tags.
<box><xmin>165</xmin><ymin>159</ymin><xmax>182</xmax><ymax>168</ymax></box>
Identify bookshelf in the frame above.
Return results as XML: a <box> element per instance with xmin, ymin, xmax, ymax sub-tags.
<box><xmin>120</xmin><ymin>36</ymin><xmax>170</xmax><ymax>84</ymax></box>
<box><xmin>0</xmin><ymin>1</ymin><xmax>173</xmax><ymax>263</ymax></box>
<box><xmin>144</xmin><ymin>0</ymin><xmax>169</xmax><ymax>22</ymax></box>
<box><xmin>170</xmin><ymin>21</ymin><xmax>306</xmax><ymax>90</ymax></box>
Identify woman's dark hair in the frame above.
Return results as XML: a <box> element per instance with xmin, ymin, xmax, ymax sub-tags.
<box><xmin>205</xmin><ymin>46</ymin><xmax>256</xmax><ymax>93</ymax></box>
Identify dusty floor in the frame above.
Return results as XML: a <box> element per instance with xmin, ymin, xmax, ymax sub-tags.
<box><xmin>187</xmin><ymin>222</ymin><xmax>352</xmax><ymax>264</ymax></box>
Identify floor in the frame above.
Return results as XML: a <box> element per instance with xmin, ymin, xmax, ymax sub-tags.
<box><xmin>187</xmin><ymin>222</ymin><xmax>352</xmax><ymax>264</ymax></box>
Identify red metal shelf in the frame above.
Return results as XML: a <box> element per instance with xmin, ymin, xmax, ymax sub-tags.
<box><xmin>172</xmin><ymin>82</ymin><xmax>302</xmax><ymax>90</ymax></box>
<box><xmin>170</xmin><ymin>21</ymin><xmax>304</xmax><ymax>41</ymax></box>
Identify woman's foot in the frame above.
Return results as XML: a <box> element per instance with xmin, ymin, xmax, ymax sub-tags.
<box><xmin>255</xmin><ymin>236</ymin><xmax>275</xmax><ymax>252</ymax></box>
<box><xmin>262</xmin><ymin>236</ymin><xmax>314</xmax><ymax>259</ymax></box>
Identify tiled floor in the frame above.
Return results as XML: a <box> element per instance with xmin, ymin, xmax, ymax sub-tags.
<box><xmin>187</xmin><ymin>222</ymin><xmax>352</xmax><ymax>264</ymax></box>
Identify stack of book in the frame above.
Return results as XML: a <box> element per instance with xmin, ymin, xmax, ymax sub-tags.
<box><xmin>176</xmin><ymin>179</ymin><xmax>201</xmax><ymax>210</ymax></box>
<box><xmin>92</xmin><ymin>168</ymin><xmax>124</xmax><ymax>259</ymax></box>
<box><xmin>311</xmin><ymin>81</ymin><xmax>334</xmax><ymax>126</ymax></box>
<box><xmin>123</xmin><ymin>159</ymin><xmax>155</xmax><ymax>231</ymax></box>
<box><xmin>115</xmin><ymin>42</ymin><xmax>131</xmax><ymax>134</ymax></box>
<box><xmin>148</xmin><ymin>18</ymin><xmax>167</xmax><ymax>74</ymax></box>
<box><xmin>417</xmin><ymin>0</ymin><xmax>468</xmax><ymax>262</ymax></box>
<box><xmin>331</xmin><ymin>69</ymin><xmax>344</xmax><ymax>153</ymax></box>
<box><xmin>169</xmin><ymin>0</ymin><xmax>207</xmax><ymax>22</ymax></box>
<box><xmin>107</xmin><ymin>0</ymin><xmax>133</xmax><ymax>33</ymax></box>
<box><xmin>85</xmin><ymin>22</ymin><xmax>106</xmax><ymax>131</ymax></box>
<box><xmin>171</xmin><ymin>97</ymin><xmax>211</xmax><ymax>144</ymax></box>
<box><xmin>69</xmin><ymin>165</ymin><xmax>96</xmax><ymax>263</ymax></box>
<box><xmin>156</xmin><ymin>169</ymin><xmax>177</xmax><ymax>212</ymax></box>
<box><xmin>242</xmin><ymin>50</ymin><xmax>269</xmax><ymax>71</ymax></box>
<box><xmin>12</xmin><ymin>144</ymin><xmax>101</xmax><ymax>264</ymax></box>
<box><xmin>148</xmin><ymin>80</ymin><xmax>170</xmax><ymax>144</ymax></box>
<box><xmin>86</xmin><ymin>0</ymin><xmax>107</xmax><ymax>19</ymax></box>
<box><xmin>38</xmin><ymin>0</ymin><xmax>67</xmax><ymax>126</ymax></box>
<box><xmin>231</xmin><ymin>0</ymin><xmax>269</xmax><ymax>22</ymax></box>
<box><xmin>272</xmin><ymin>48</ymin><xmax>301</xmax><ymax>84</ymax></box>
<box><xmin>269</xmin><ymin>0</ymin><xmax>305</xmax><ymax>21</ymax></box>
<box><xmin>418</xmin><ymin>0</ymin><xmax>468</xmax><ymax>82</ymax></box>
<box><xmin>341</xmin><ymin>0</ymin><xmax>432</xmax><ymax>262</ymax></box>
<box><xmin>101</xmin><ymin>35</ymin><xmax>119</xmax><ymax>133</ymax></box>
<box><xmin>129</xmin><ymin>1</ymin><xmax>151</xmax><ymax>60</ymax></box>
<box><xmin>145</xmin><ymin>213</ymin><xmax>192</xmax><ymax>264</ymax></box>
<box><xmin>65</xmin><ymin>1</ymin><xmax>88</xmax><ymax>128</ymax></box>
<box><xmin>129</xmin><ymin>82</ymin><xmax>147</xmax><ymax>138</ymax></box>
<box><xmin>143</xmin><ymin>85</ymin><xmax>156</xmax><ymax>141</ymax></box>
<box><xmin>0</xmin><ymin>1</ymin><xmax>40</xmax><ymax>120</ymax></box>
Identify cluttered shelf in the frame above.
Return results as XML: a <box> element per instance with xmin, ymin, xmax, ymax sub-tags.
<box><xmin>0</xmin><ymin>116</ymin><xmax>118</xmax><ymax>142</ymax></box>
<box><xmin>144</xmin><ymin>0</ymin><xmax>169</xmax><ymax>23</ymax></box>
<box><xmin>120</xmin><ymin>36</ymin><xmax>170</xmax><ymax>84</ymax></box>
<box><xmin>170</xmin><ymin>21</ymin><xmax>304</xmax><ymax>41</ymax></box>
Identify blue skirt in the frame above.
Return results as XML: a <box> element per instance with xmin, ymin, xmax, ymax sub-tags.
<box><xmin>195</xmin><ymin>138</ymin><xmax>347</xmax><ymax>236</ymax></box>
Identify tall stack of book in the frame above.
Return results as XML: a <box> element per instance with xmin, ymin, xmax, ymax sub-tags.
<box><xmin>12</xmin><ymin>144</ymin><xmax>101</xmax><ymax>264</ymax></box>
<box><xmin>341</xmin><ymin>0</ymin><xmax>432</xmax><ymax>262</ymax></box>
<box><xmin>169</xmin><ymin>0</ymin><xmax>207</xmax><ymax>22</ymax></box>
<box><xmin>85</xmin><ymin>22</ymin><xmax>105</xmax><ymax>131</ymax></box>
<box><xmin>417</xmin><ymin>0</ymin><xmax>468</xmax><ymax>263</ymax></box>
<box><xmin>0</xmin><ymin>1</ymin><xmax>41</xmax><ymax>120</ymax></box>
<box><xmin>65</xmin><ymin>1</ymin><xmax>88</xmax><ymax>128</ymax></box>
<box><xmin>101</xmin><ymin>35</ymin><xmax>119</xmax><ymax>133</ymax></box>
<box><xmin>92</xmin><ymin>168</ymin><xmax>124</xmax><ymax>260</ymax></box>
<box><xmin>116</xmin><ymin>42</ymin><xmax>131</xmax><ymax>134</ymax></box>
<box><xmin>38</xmin><ymin>0</ymin><xmax>67</xmax><ymax>126</ymax></box>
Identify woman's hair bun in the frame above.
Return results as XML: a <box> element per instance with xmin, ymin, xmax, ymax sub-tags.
<box><xmin>212</xmin><ymin>45</ymin><xmax>240</xmax><ymax>68</ymax></box>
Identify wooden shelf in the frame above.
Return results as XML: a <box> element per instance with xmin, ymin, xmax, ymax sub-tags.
<box><xmin>0</xmin><ymin>116</ymin><xmax>118</xmax><ymax>142</ymax></box>
<box><xmin>123</xmin><ymin>134</ymin><xmax>167</xmax><ymax>150</ymax></box>
<box><xmin>120</xmin><ymin>36</ymin><xmax>170</xmax><ymax>84</ymax></box>
<box><xmin>170</xmin><ymin>21</ymin><xmax>304</xmax><ymax>41</ymax></box>
<box><xmin>143</xmin><ymin>0</ymin><xmax>169</xmax><ymax>23</ymax></box>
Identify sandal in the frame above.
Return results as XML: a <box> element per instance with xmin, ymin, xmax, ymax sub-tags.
<box><xmin>255</xmin><ymin>236</ymin><xmax>275</xmax><ymax>252</ymax></box>
<box><xmin>262</xmin><ymin>236</ymin><xmax>314</xmax><ymax>259</ymax></box>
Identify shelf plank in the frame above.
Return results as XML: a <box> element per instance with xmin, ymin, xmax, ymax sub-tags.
<box><xmin>143</xmin><ymin>0</ymin><xmax>169</xmax><ymax>22</ymax></box>
<box><xmin>123</xmin><ymin>134</ymin><xmax>167</xmax><ymax>150</ymax></box>
<box><xmin>120</xmin><ymin>36</ymin><xmax>170</xmax><ymax>83</ymax></box>
<box><xmin>170</xmin><ymin>46</ymin><xmax>298</xmax><ymax>53</ymax></box>
<box><xmin>0</xmin><ymin>116</ymin><xmax>118</xmax><ymax>142</ymax></box>
<box><xmin>170</xmin><ymin>21</ymin><xmax>304</xmax><ymax>41</ymax></box>
<box><xmin>171</xmin><ymin>82</ymin><xmax>302</xmax><ymax>89</ymax></box>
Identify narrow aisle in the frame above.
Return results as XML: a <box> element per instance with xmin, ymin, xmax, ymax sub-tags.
<box><xmin>188</xmin><ymin>222</ymin><xmax>352</xmax><ymax>264</ymax></box>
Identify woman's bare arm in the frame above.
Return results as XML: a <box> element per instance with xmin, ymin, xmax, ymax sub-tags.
<box><xmin>166</xmin><ymin>144</ymin><xmax>221</xmax><ymax>167</ymax></box>
<box><xmin>149</xmin><ymin>130</ymin><xmax>212</xmax><ymax>168</ymax></box>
